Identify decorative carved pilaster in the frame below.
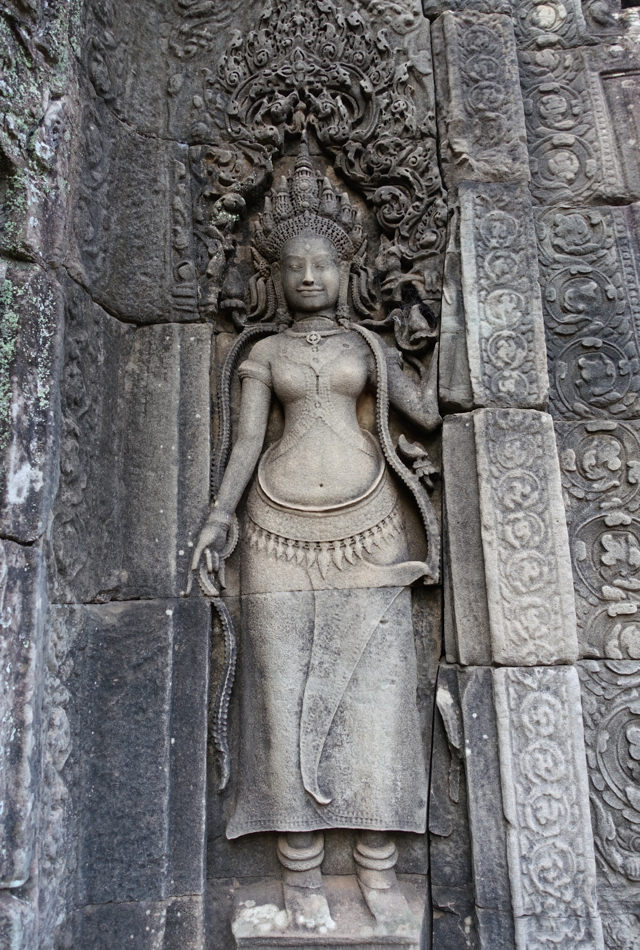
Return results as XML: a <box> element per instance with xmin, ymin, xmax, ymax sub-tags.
<box><xmin>459</xmin><ymin>182</ymin><xmax>549</xmax><ymax>410</ymax></box>
<box><xmin>494</xmin><ymin>666</ymin><xmax>604</xmax><ymax>950</ymax></box>
<box><xmin>475</xmin><ymin>408</ymin><xmax>577</xmax><ymax>665</ymax></box>
<box><xmin>432</xmin><ymin>11</ymin><xmax>530</xmax><ymax>186</ymax></box>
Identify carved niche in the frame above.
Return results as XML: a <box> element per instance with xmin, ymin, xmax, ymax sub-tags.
<box><xmin>184</xmin><ymin>0</ymin><xmax>446</xmax><ymax>318</ymax></box>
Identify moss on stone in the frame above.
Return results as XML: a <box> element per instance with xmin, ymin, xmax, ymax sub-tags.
<box><xmin>0</xmin><ymin>277</ymin><xmax>20</xmax><ymax>455</ymax></box>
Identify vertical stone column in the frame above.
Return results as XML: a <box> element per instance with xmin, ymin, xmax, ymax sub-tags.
<box><xmin>429</xmin><ymin>3</ymin><xmax>610</xmax><ymax>948</ymax></box>
<box><xmin>516</xmin><ymin>1</ymin><xmax>640</xmax><ymax>944</ymax></box>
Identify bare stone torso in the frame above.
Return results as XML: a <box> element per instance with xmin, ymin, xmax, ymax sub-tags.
<box><xmin>257</xmin><ymin>330</ymin><xmax>382</xmax><ymax>510</ymax></box>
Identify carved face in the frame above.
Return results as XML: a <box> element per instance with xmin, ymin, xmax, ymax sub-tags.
<box><xmin>281</xmin><ymin>235</ymin><xmax>340</xmax><ymax>315</ymax></box>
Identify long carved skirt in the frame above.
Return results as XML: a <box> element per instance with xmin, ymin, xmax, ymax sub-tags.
<box><xmin>225</xmin><ymin>475</ymin><xmax>428</xmax><ymax>839</ymax></box>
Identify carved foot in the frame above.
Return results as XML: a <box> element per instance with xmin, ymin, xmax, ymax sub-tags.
<box><xmin>354</xmin><ymin>833</ymin><xmax>421</xmax><ymax>935</ymax></box>
<box><xmin>277</xmin><ymin>833</ymin><xmax>336</xmax><ymax>934</ymax></box>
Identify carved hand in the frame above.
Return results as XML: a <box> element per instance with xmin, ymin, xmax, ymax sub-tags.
<box><xmin>386</xmin><ymin>342</ymin><xmax>441</xmax><ymax>433</ymax></box>
<box><xmin>190</xmin><ymin>518</ymin><xmax>230</xmax><ymax>574</ymax></box>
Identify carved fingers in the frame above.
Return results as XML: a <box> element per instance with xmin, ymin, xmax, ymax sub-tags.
<box><xmin>190</xmin><ymin>521</ymin><xmax>229</xmax><ymax>573</ymax></box>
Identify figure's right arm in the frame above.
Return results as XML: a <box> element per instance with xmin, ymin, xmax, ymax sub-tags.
<box><xmin>191</xmin><ymin>372</ymin><xmax>271</xmax><ymax>570</ymax></box>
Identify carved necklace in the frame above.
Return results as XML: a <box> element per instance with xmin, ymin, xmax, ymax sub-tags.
<box><xmin>286</xmin><ymin>325</ymin><xmax>344</xmax><ymax>352</ymax></box>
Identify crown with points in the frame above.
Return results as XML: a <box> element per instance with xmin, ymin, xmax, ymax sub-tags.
<box><xmin>253</xmin><ymin>136</ymin><xmax>362</xmax><ymax>263</ymax></box>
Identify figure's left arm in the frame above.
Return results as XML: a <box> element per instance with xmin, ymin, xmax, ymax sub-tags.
<box><xmin>385</xmin><ymin>343</ymin><xmax>441</xmax><ymax>433</ymax></box>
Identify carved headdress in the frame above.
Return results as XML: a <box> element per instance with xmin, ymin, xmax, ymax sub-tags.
<box><xmin>248</xmin><ymin>137</ymin><xmax>376</xmax><ymax>325</ymax></box>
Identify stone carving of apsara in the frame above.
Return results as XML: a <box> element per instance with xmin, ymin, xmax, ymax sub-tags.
<box><xmin>191</xmin><ymin>138</ymin><xmax>441</xmax><ymax>934</ymax></box>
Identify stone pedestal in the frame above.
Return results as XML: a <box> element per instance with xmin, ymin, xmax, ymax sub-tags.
<box><xmin>231</xmin><ymin>875</ymin><xmax>427</xmax><ymax>950</ymax></box>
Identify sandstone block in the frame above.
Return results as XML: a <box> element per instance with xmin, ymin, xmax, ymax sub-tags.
<box><xmin>438</xmin><ymin>206</ymin><xmax>474</xmax><ymax>413</ymax></box>
<box><xmin>520</xmin><ymin>45</ymin><xmax>640</xmax><ymax>207</ymax></box>
<box><xmin>0</xmin><ymin>891</ymin><xmax>35</xmax><ymax>950</ymax></box>
<box><xmin>579</xmin><ymin>660</ymin><xmax>640</xmax><ymax>922</ymax></box>
<box><xmin>50</xmin><ymin>279</ymin><xmax>211</xmax><ymax>603</ymax></box>
<box><xmin>475</xmin><ymin>408</ymin><xmax>578</xmax><ymax>665</ymax></box>
<box><xmin>459</xmin><ymin>181</ymin><xmax>549</xmax><ymax>410</ymax></box>
<box><xmin>58</xmin><ymin>598</ymin><xmax>209</xmax><ymax>905</ymax></box>
<box><xmin>457</xmin><ymin>669</ymin><xmax>511</xmax><ymax>919</ymax></box>
<box><xmin>536</xmin><ymin>203</ymin><xmax>640</xmax><ymax>421</ymax></box>
<box><xmin>442</xmin><ymin>415</ymin><xmax>491</xmax><ymax>666</ymax></box>
<box><xmin>432</xmin><ymin>12</ymin><xmax>530</xmax><ymax>186</ymax></box>
<box><xmin>0</xmin><ymin>262</ymin><xmax>64</xmax><ymax>542</ymax></box>
<box><xmin>431</xmin><ymin>665</ymin><xmax>515</xmax><ymax>950</ymax></box>
<box><xmin>494</xmin><ymin>666</ymin><xmax>603</xmax><ymax>950</ymax></box>
<box><xmin>0</xmin><ymin>541</ymin><xmax>46</xmax><ymax>888</ymax></box>
<box><xmin>556</xmin><ymin>419</ymin><xmax>640</xmax><ymax>658</ymax></box>
<box><xmin>444</xmin><ymin>409</ymin><xmax>578</xmax><ymax>666</ymax></box>
<box><xmin>68</xmin><ymin>94</ymin><xmax>197</xmax><ymax>323</ymax></box>
<box><xmin>75</xmin><ymin>895</ymin><xmax>205</xmax><ymax>950</ymax></box>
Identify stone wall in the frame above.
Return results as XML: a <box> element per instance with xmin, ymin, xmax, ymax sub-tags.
<box><xmin>0</xmin><ymin>0</ymin><xmax>639</xmax><ymax>948</ymax></box>
<box><xmin>431</xmin><ymin>2</ymin><xmax>640</xmax><ymax>948</ymax></box>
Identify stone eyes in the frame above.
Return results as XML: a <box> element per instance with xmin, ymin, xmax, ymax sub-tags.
<box><xmin>285</xmin><ymin>258</ymin><xmax>334</xmax><ymax>270</ymax></box>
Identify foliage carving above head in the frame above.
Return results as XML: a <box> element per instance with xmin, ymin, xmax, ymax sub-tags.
<box><xmin>186</xmin><ymin>0</ymin><xmax>446</xmax><ymax>318</ymax></box>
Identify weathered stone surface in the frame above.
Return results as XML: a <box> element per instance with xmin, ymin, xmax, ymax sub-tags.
<box><xmin>601</xmin><ymin>64</ymin><xmax>640</xmax><ymax>198</ymax></box>
<box><xmin>430</xmin><ymin>669</ymin><xmax>471</xmax><ymax>885</ymax></box>
<box><xmin>429</xmin><ymin>668</ymin><xmax>478</xmax><ymax>950</ymax></box>
<box><xmin>230</xmin><ymin>874</ymin><xmax>427</xmax><ymax>949</ymax></box>
<box><xmin>423</xmin><ymin>0</ymin><xmax>511</xmax><ymax>17</ymax></box>
<box><xmin>556</xmin><ymin>419</ymin><xmax>640</xmax><ymax>658</ymax></box>
<box><xmin>579</xmin><ymin>661</ymin><xmax>640</xmax><ymax>930</ymax></box>
<box><xmin>442</xmin><ymin>415</ymin><xmax>491</xmax><ymax>666</ymax></box>
<box><xmin>459</xmin><ymin>181</ymin><xmax>549</xmax><ymax>410</ymax></box>
<box><xmin>519</xmin><ymin>45</ymin><xmax>640</xmax><ymax>207</ymax></box>
<box><xmin>475</xmin><ymin>408</ymin><xmax>578</xmax><ymax>665</ymax></box>
<box><xmin>601</xmin><ymin>911</ymin><xmax>640</xmax><ymax>950</ymax></box>
<box><xmin>68</xmin><ymin>93</ymin><xmax>198</xmax><ymax>323</ymax></box>
<box><xmin>59</xmin><ymin>598</ymin><xmax>209</xmax><ymax>905</ymax></box>
<box><xmin>0</xmin><ymin>540</ymin><xmax>46</xmax><ymax>888</ymax></box>
<box><xmin>438</xmin><ymin>205</ymin><xmax>473</xmax><ymax>414</ymax></box>
<box><xmin>49</xmin><ymin>278</ymin><xmax>211</xmax><ymax>603</ymax></box>
<box><xmin>0</xmin><ymin>263</ymin><xmax>63</xmax><ymax>543</ymax></box>
<box><xmin>82</xmin><ymin>0</ymin><xmax>258</xmax><ymax>140</ymax></box>
<box><xmin>75</xmin><ymin>895</ymin><xmax>205</xmax><ymax>950</ymax></box>
<box><xmin>0</xmin><ymin>891</ymin><xmax>35</xmax><ymax>950</ymax></box>
<box><xmin>432</xmin><ymin>12</ymin><xmax>530</xmax><ymax>186</ymax></box>
<box><xmin>431</xmin><ymin>666</ymin><xmax>516</xmax><ymax>950</ymax></box>
<box><xmin>426</xmin><ymin>0</ymin><xmax>613</xmax><ymax>49</ymax></box>
<box><xmin>494</xmin><ymin>666</ymin><xmax>604</xmax><ymax>949</ymax></box>
<box><xmin>37</xmin><ymin>600</ymin><xmax>77</xmax><ymax>950</ymax></box>
<box><xmin>513</xmin><ymin>0</ymin><xmax>591</xmax><ymax>49</ymax></box>
<box><xmin>445</xmin><ymin>409</ymin><xmax>579</xmax><ymax>666</ymax></box>
<box><xmin>458</xmin><ymin>669</ymin><xmax>512</xmax><ymax>924</ymax></box>
<box><xmin>82</xmin><ymin>0</ymin><xmax>447</xmax><ymax>315</ymax></box>
<box><xmin>0</xmin><ymin>3</ymin><xmax>77</xmax><ymax>265</ymax></box>
<box><xmin>537</xmin><ymin>203</ymin><xmax>640</xmax><ymax>421</ymax></box>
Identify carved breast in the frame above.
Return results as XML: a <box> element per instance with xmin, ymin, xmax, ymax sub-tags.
<box><xmin>260</xmin><ymin>332</ymin><xmax>383</xmax><ymax>511</ymax></box>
